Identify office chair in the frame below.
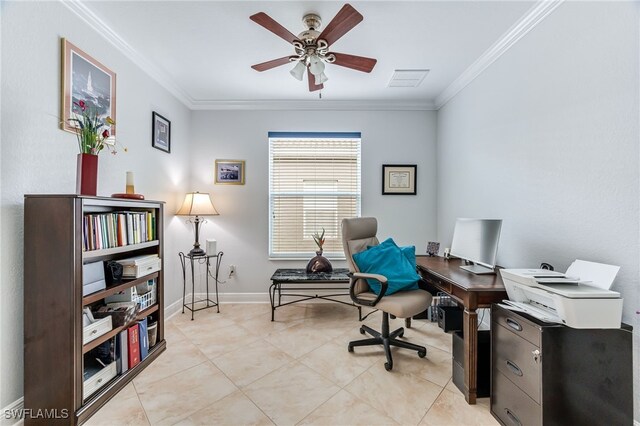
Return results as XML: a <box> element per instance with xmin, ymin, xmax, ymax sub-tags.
<box><xmin>341</xmin><ymin>217</ymin><xmax>432</xmax><ymax>371</ymax></box>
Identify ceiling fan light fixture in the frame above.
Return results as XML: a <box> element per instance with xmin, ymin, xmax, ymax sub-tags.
<box><xmin>308</xmin><ymin>55</ymin><xmax>325</xmax><ymax>76</ymax></box>
<box><xmin>315</xmin><ymin>72</ymin><xmax>328</xmax><ymax>85</ymax></box>
<box><xmin>250</xmin><ymin>4</ymin><xmax>376</xmax><ymax>92</ymax></box>
<box><xmin>290</xmin><ymin>61</ymin><xmax>306</xmax><ymax>81</ymax></box>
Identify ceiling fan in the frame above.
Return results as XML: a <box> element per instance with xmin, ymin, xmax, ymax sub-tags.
<box><xmin>250</xmin><ymin>4</ymin><xmax>377</xmax><ymax>92</ymax></box>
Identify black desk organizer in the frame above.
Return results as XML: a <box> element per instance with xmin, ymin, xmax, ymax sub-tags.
<box><xmin>438</xmin><ymin>305</ymin><xmax>463</xmax><ymax>332</ymax></box>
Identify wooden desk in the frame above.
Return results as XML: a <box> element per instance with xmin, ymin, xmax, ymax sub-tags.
<box><xmin>416</xmin><ymin>256</ymin><xmax>507</xmax><ymax>404</ymax></box>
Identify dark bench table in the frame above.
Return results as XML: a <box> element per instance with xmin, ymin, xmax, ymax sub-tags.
<box><xmin>269</xmin><ymin>268</ymin><xmax>361</xmax><ymax>321</ymax></box>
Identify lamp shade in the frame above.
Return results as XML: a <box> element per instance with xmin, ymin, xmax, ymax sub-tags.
<box><xmin>290</xmin><ymin>61</ymin><xmax>306</xmax><ymax>81</ymax></box>
<box><xmin>309</xmin><ymin>55</ymin><xmax>325</xmax><ymax>76</ymax></box>
<box><xmin>315</xmin><ymin>72</ymin><xmax>328</xmax><ymax>85</ymax></box>
<box><xmin>176</xmin><ymin>192</ymin><xmax>219</xmax><ymax>216</ymax></box>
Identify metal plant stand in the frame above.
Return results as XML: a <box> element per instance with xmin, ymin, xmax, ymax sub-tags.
<box><xmin>179</xmin><ymin>251</ymin><xmax>223</xmax><ymax>320</ymax></box>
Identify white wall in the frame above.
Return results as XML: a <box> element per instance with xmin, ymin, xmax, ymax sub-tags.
<box><xmin>436</xmin><ymin>1</ymin><xmax>639</xmax><ymax>420</ymax></box>
<box><xmin>0</xmin><ymin>1</ymin><xmax>192</xmax><ymax>409</ymax></box>
<box><xmin>189</xmin><ymin>110</ymin><xmax>437</xmax><ymax>295</ymax></box>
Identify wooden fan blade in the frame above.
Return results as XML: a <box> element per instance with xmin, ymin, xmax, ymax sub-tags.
<box><xmin>308</xmin><ymin>68</ymin><xmax>324</xmax><ymax>92</ymax></box>
<box><xmin>331</xmin><ymin>52</ymin><xmax>377</xmax><ymax>73</ymax></box>
<box><xmin>251</xmin><ymin>56</ymin><xmax>292</xmax><ymax>72</ymax></box>
<box><xmin>250</xmin><ymin>12</ymin><xmax>300</xmax><ymax>45</ymax></box>
<box><xmin>317</xmin><ymin>4</ymin><xmax>363</xmax><ymax>46</ymax></box>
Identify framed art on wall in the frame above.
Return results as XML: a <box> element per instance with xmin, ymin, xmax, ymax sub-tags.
<box><xmin>61</xmin><ymin>38</ymin><xmax>116</xmax><ymax>134</ymax></box>
<box><xmin>215</xmin><ymin>160</ymin><xmax>245</xmax><ymax>185</ymax></box>
<box><xmin>382</xmin><ymin>164</ymin><xmax>417</xmax><ymax>195</ymax></box>
<box><xmin>152</xmin><ymin>112</ymin><xmax>171</xmax><ymax>153</ymax></box>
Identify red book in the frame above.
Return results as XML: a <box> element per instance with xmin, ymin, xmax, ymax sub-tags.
<box><xmin>128</xmin><ymin>325</ymin><xmax>140</xmax><ymax>369</ymax></box>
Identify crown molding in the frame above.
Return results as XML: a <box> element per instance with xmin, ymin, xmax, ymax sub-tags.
<box><xmin>60</xmin><ymin>0</ymin><xmax>194</xmax><ymax>108</ymax></box>
<box><xmin>61</xmin><ymin>0</ymin><xmax>560</xmax><ymax>112</ymax></box>
<box><xmin>435</xmin><ymin>0</ymin><xmax>564</xmax><ymax>109</ymax></box>
<box><xmin>190</xmin><ymin>99</ymin><xmax>437</xmax><ymax>111</ymax></box>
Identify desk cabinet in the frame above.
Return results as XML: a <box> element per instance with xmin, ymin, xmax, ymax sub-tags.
<box><xmin>490</xmin><ymin>304</ymin><xmax>632</xmax><ymax>426</ymax></box>
<box><xmin>416</xmin><ymin>256</ymin><xmax>507</xmax><ymax>404</ymax></box>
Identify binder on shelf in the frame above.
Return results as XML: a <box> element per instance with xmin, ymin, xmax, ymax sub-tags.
<box><xmin>116</xmin><ymin>330</ymin><xmax>129</xmax><ymax>374</ymax></box>
<box><xmin>128</xmin><ymin>325</ymin><xmax>140</xmax><ymax>369</ymax></box>
<box><xmin>138</xmin><ymin>318</ymin><xmax>149</xmax><ymax>361</ymax></box>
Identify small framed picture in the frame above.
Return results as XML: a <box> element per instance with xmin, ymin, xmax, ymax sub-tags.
<box><xmin>382</xmin><ymin>164</ymin><xmax>417</xmax><ymax>195</ymax></box>
<box><xmin>215</xmin><ymin>160</ymin><xmax>245</xmax><ymax>185</ymax></box>
<box><xmin>61</xmin><ymin>38</ymin><xmax>116</xmax><ymax>134</ymax></box>
<box><xmin>427</xmin><ymin>241</ymin><xmax>440</xmax><ymax>256</ymax></box>
<box><xmin>152</xmin><ymin>112</ymin><xmax>171</xmax><ymax>153</ymax></box>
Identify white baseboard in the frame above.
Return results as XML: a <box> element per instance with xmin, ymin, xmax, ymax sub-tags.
<box><xmin>164</xmin><ymin>297</ymin><xmax>185</xmax><ymax>321</ymax></box>
<box><xmin>182</xmin><ymin>291</ymin><xmax>353</xmax><ymax>305</ymax></box>
<box><xmin>219</xmin><ymin>292</ymin><xmax>271</xmax><ymax>303</ymax></box>
<box><xmin>634</xmin><ymin>419</ymin><xmax>639</xmax><ymax>426</ymax></box>
<box><xmin>1</xmin><ymin>397</ymin><xmax>24</xmax><ymax>426</ymax></box>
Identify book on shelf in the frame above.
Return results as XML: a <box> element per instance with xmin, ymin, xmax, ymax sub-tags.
<box><xmin>117</xmin><ymin>330</ymin><xmax>129</xmax><ymax>374</ymax></box>
<box><xmin>138</xmin><ymin>318</ymin><xmax>149</xmax><ymax>361</ymax></box>
<box><xmin>128</xmin><ymin>325</ymin><xmax>140</xmax><ymax>369</ymax></box>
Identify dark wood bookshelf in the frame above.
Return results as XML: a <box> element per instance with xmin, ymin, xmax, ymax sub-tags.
<box><xmin>82</xmin><ymin>303</ymin><xmax>160</xmax><ymax>354</ymax></box>
<box><xmin>24</xmin><ymin>195</ymin><xmax>165</xmax><ymax>425</ymax></box>
<box><xmin>82</xmin><ymin>272</ymin><xmax>160</xmax><ymax>305</ymax></box>
<box><xmin>83</xmin><ymin>240</ymin><xmax>159</xmax><ymax>260</ymax></box>
<box><xmin>76</xmin><ymin>340</ymin><xmax>167</xmax><ymax>424</ymax></box>
<box><xmin>138</xmin><ymin>304</ymin><xmax>159</xmax><ymax>318</ymax></box>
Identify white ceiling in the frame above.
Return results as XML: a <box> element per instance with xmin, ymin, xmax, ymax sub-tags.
<box><xmin>81</xmin><ymin>1</ymin><xmax>536</xmax><ymax>107</ymax></box>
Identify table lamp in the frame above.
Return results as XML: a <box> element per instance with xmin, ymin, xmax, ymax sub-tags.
<box><xmin>176</xmin><ymin>192</ymin><xmax>219</xmax><ymax>256</ymax></box>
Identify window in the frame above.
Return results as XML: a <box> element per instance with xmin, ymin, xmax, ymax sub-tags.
<box><xmin>269</xmin><ymin>132</ymin><xmax>361</xmax><ymax>258</ymax></box>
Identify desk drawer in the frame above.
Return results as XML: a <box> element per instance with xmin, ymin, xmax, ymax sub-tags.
<box><xmin>420</xmin><ymin>270</ymin><xmax>452</xmax><ymax>293</ymax></box>
<box><xmin>493</xmin><ymin>323</ymin><xmax>541</xmax><ymax>404</ymax></box>
<box><xmin>492</xmin><ymin>371</ymin><xmax>541</xmax><ymax>426</ymax></box>
<box><xmin>493</xmin><ymin>307</ymin><xmax>541</xmax><ymax>347</ymax></box>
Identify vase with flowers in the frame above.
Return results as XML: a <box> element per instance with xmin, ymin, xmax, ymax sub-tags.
<box><xmin>68</xmin><ymin>100</ymin><xmax>124</xmax><ymax>196</ymax></box>
<box><xmin>306</xmin><ymin>228</ymin><xmax>333</xmax><ymax>273</ymax></box>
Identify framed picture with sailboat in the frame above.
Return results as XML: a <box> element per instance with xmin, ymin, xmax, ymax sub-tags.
<box><xmin>61</xmin><ymin>38</ymin><xmax>116</xmax><ymax>134</ymax></box>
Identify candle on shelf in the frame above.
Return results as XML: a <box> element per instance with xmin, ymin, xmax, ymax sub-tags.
<box><xmin>126</xmin><ymin>171</ymin><xmax>135</xmax><ymax>194</ymax></box>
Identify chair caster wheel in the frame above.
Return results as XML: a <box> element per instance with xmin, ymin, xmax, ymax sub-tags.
<box><xmin>418</xmin><ymin>350</ymin><xmax>426</xmax><ymax>358</ymax></box>
<box><xmin>359</xmin><ymin>326</ymin><xmax>366</xmax><ymax>335</ymax></box>
<box><xmin>348</xmin><ymin>344</ymin><xmax>354</xmax><ymax>353</ymax></box>
<box><xmin>384</xmin><ymin>362</ymin><xmax>393</xmax><ymax>371</ymax></box>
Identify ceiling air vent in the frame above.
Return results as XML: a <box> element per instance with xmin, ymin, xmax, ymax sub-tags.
<box><xmin>387</xmin><ymin>69</ymin><xmax>430</xmax><ymax>88</ymax></box>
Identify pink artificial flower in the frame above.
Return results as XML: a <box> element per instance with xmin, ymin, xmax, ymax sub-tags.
<box><xmin>74</xmin><ymin>100</ymin><xmax>86</xmax><ymax>111</ymax></box>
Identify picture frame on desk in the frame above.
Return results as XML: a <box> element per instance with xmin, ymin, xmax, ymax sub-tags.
<box><xmin>382</xmin><ymin>164</ymin><xmax>416</xmax><ymax>195</ymax></box>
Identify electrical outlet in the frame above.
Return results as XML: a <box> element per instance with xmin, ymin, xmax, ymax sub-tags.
<box><xmin>229</xmin><ymin>264</ymin><xmax>236</xmax><ymax>277</ymax></box>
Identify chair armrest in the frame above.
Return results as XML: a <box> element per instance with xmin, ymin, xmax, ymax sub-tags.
<box><xmin>353</xmin><ymin>272</ymin><xmax>387</xmax><ymax>284</ymax></box>
<box><xmin>349</xmin><ymin>272</ymin><xmax>388</xmax><ymax>307</ymax></box>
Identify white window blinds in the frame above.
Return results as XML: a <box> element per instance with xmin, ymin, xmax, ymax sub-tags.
<box><xmin>269</xmin><ymin>132</ymin><xmax>361</xmax><ymax>258</ymax></box>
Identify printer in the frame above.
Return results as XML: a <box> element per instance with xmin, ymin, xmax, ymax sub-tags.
<box><xmin>499</xmin><ymin>260</ymin><xmax>623</xmax><ymax>329</ymax></box>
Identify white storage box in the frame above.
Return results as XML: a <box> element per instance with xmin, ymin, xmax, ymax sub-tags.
<box><xmin>83</xmin><ymin>261</ymin><xmax>106</xmax><ymax>296</ymax></box>
<box><xmin>116</xmin><ymin>255</ymin><xmax>161</xmax><ymax>278</ymax></box>
<box><xmin>83</xmin><ymin>316</ymin><xmax>112</xmax><ymax>345</ymax></box>
<box><xmin>83</xmin><ymin>359</ymin><xmax>117</xmax><ymax>400</ymax></box>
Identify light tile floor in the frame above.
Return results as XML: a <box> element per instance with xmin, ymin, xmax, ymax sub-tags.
<box><xmin>87</xmin><ymin>302</ymin><xmax>499</xmax><ymax>426</ymax></box>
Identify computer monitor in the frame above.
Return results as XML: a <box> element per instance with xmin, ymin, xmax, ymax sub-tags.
<box><xmin>450</xmin><ymin>218</ymin><xmax>502</xmax><ymax>275</ymax></box>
